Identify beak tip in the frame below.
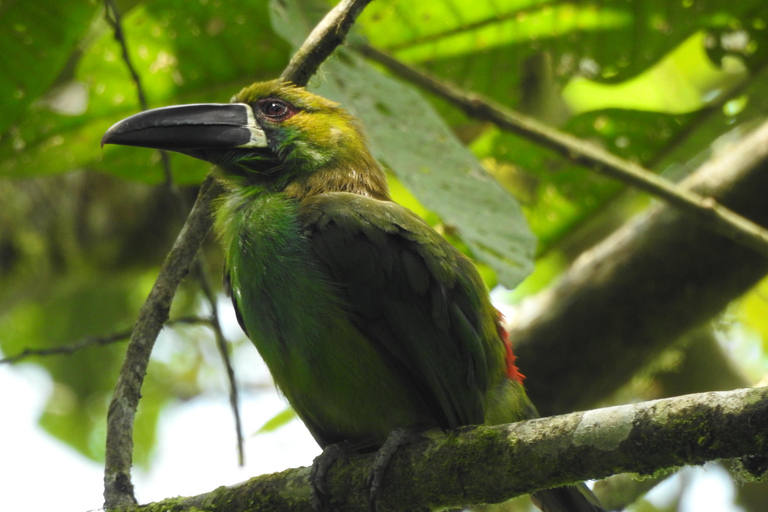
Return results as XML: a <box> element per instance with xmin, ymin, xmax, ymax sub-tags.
<box><xmin>101</xmin><ymin>125</ymin><xmax>117</xmax><ymax>148</ymax></box>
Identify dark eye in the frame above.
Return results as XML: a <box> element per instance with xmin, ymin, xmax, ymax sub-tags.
<box><xmin>257</xmin><ymin>99</ymin><xmax>295</xmax><ymax>120</ymax></box>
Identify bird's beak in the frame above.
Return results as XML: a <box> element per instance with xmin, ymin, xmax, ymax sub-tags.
<box><xmin>101</xmin><ymin>103</ymin><xmax>268</xmax><ymax>156</ymax></box>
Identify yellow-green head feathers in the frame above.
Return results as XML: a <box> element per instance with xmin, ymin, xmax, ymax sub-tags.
<box><xmin>229</xmin><ymin>80</ymin><xmax>389</xmax><ymax>200</ymax></box>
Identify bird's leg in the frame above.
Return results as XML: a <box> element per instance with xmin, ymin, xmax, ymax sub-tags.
<box><xmin>368</xmin><ymin>427</ymin><xmax>422</xmax><ymax>511</ymax></box>
<box><xmin>310</xmin><ymin>441</ymin><xmax>353</xmax><ymax>511</ymax></box>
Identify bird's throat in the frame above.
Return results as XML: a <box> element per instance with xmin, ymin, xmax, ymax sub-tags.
<box><xmin>282</xmin><ymin>164</ymin><xmax>391</xmax><ymax>201</ymax></box>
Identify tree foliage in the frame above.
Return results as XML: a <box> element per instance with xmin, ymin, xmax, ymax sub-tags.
<box><xmin>2</xmin><ymin>0</ymin><xmax>768</xmax><ymax>510</ymax></box>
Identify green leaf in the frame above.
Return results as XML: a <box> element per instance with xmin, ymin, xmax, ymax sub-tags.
<box><xmin>270</xmin><ymin>0</ymin><xmax>536</xmax><ymax>287</ymax></box>
<box><xmin>0</xmin><ymin>0</ymin><xmax>98</xmax><ymax>134</ymax></box>
<box><xmin>562</xmin><ymin>32</ymin><xmax>748</xmax><ymax>115</ymax></box>
<box><xmin>255</xmin><ymin>406</ymin><xmax>297</xmax><ymax>434</ymax></box>
<box><xmin>1</xmin><ymin>0</ymin><xmax>291</xmax><ymax>184</ymax></box>
<box><xmin>354</xmin><ymin>0</ymin><xmax>768</xmax><ymax>252</ymax></box>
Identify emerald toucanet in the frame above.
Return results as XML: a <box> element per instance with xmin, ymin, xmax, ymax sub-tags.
<box><xmin>103</xmin><ymin>79</ymin><xmax>603</xmax><ymax>512</ymax></box>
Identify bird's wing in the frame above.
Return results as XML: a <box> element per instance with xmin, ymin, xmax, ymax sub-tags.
<box><xmin>298</xmin><ymin>192</ymin><xmax>497</xmax><ymax>430</ymax></box>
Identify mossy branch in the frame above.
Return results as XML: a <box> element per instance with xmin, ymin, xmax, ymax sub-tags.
<box><xmin>117</xmin><ymin>387</ymin><xmax>768</xmax><ymax>512</ymax></box>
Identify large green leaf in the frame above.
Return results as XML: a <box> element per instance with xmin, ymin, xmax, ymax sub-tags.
<box><xmin>270</xmin><ymin>0</ymin><xmax>536</xmax><ymax>287</ymax></box>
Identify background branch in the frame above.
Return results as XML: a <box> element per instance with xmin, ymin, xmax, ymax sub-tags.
<box><xmin>357</xmin><ymin>44</ymin><xmax>768</xmax><ymax>260</ymax></box>
<box><xmin>511</xmin><ymin>118</ymin><xmax>768</xmax><ymax>415</ymax></box>
<box><xmin>123</xmin><ymin>386</ymin><xmax>768</xmax><ymax>512</ymax></box>
<box><xmin>0</xmin><ymin>316</ymin><xmax>211</xmax><ymax>365</ymax></box>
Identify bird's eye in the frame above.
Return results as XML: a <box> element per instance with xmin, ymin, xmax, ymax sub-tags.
<box><xmin>264</xmin><ymin>101</ymin><xmax>287</xmax><ymax>117</ymax></box>
<box><xmin>257</xmin><ymin>99</ymin><xmax>296</xmax><ymax>121</ymax></box>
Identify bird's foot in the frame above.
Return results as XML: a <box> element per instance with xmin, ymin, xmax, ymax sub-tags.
<box><xmin>309</xmin><ymin>441</ymin><xmax>352</xmax><ymax>512</ymax></box>
<box><xmin>368</xmin><ymin>428</ymin><xmax>421</xmax><ymax>511</ymax></box>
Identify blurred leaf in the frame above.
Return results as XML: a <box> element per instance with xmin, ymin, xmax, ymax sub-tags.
<box><xmin>0</xmin><ymin>0</ymin><xmax>98</xmax><ymax>134</ymax></box>
<box><xmin>563</xmin><ymin>31</ymin><xmax>748</xmax><ymax>115</ymax></box>
<box><xmin>359</xmin><ymin>1</ymin><xmax>766</xmax><ymax>99</ymax></box>
<box><xmin>737</xmin><ymin>277</ymin><xmax>768</xmax><ymax>352</ymax></box>
<box><xmin>0</xmin><ymin>272</ymin><xmax>144</xmax><ymax>462</ymax></box>
<box><xmin>255</xmin><ymin>406</ymin><xmax>296</xmax><ymax>434</ymax></box>
<box><xmin>356</xmin><ymin>0</ymin><xmax>768</xmax><ymax>252</ymax></box>
<box><xmin>363</xmin><ymin>2</ymin><xmax>632</xmax><ymax>64</ymax></box>
<box><xmin>0</xmin><ymin>267</ymin><xmax>204</xmax><ymax>466</ymax></box>
<box><xmin>0</xmin><ymin>0</ymin><xmax>290</xmax><ymax>184</ymax></box>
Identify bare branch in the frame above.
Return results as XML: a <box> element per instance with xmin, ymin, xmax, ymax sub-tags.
<box><xmin>356</xmin><ymin>44</ymin><xmax>768</xmax><ymax>260</ymax></box>
<box><xmin>103</xmin><ymin>0</ymin><xmax>174</xmax><ymax>189</ymax></box>
<box><xmin>103</xmin><ymin>175</ymin><xmax>222</xmax><ymax>508</ymax></box>
<box><xmin>281</xmin><ymin>0</ymin><xmax>374</xmax><ymax>87</ymax></box>
<box><xmin>121</xmin><ymin>387</ymin><xmax>768</xmax><ymax>512</ymax></box>
<box><xmin>1</xmin><ymin>329</ymin><xmax>132</xmax><ymax>364</ymax></box>
<box><xmin>0</xmin><ymin>317</ymin><xmax>211</xmax><ymax>366</ymax></box>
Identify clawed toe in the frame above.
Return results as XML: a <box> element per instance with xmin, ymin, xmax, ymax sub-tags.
<box><xmin>368</xmin><ymin>428</ymin><xmax>421</xmax><ymax>511</ymax></box>
<box><xmin>310</xmin><ymin>442</ymin><xmax>351</xmax><ymax>511</ymax></box>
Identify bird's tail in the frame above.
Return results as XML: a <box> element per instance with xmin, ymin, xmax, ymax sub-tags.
<box><xmin>531</xmin><ymin>483</ymin><xmax>607</xmax><ymax>512</ymax></box>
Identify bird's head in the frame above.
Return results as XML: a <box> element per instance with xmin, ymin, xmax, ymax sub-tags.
<box><xmin>102</xmin><ymin>79</ymin><xmax>388</xmax><ymax>199</ymax></box>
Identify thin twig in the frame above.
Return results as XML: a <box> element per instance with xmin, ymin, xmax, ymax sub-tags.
<box><xmin>0</xmin><ymin>317</ymin><xmax>212</xmax><ymax>365</ymax></box>
<box><xmin>103</xmin><ymin>0</ymin><xmax>245</xmax><ymax>475</ymax></box>
<box><xmin>195</xmin><ymin>256</ymin><xmax>245</xmax><ymax>466</ymax></box>
<box><xmin>103</xmin><ymin>0</ymin><xmax>174</xmax><ymax>190</ymax></box>
<box><xmin>357</xmin><ymin>44</ymin><xmax>768</xmax><ymax>260</ymax></box>
<box><xmin>2</xmin><ymin>329</ymin><xmax>133</xmax><ymax>365</ymax></box>
<box><xmin>102</xmin><ymin>0</ymin><xmax>146</xmax><ymax>108</ymax></box>
<box><xmin>102</xmin><ymin>0</ymin><xmax>374</xmax><ymax>508</ymax></box>
<box><xmin>197</xmin><ymin>265</ymin><xmax>245</xmax><ymax>466</ymax></box>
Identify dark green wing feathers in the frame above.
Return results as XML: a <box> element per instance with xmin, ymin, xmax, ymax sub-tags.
<box><xmin>298</xmin><ymin>192</ymin><xmax>500</xmax><ymax>431</ymax></box>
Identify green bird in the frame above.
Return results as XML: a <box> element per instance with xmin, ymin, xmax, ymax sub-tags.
<box><xmin>102</xmin><ymin>79</ymin><xmax>603</xmax><ymax>512</ymax></box>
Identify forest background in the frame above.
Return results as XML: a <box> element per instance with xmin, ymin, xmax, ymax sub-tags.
<box><xmin>2</xmin><ymin>0</ymin><xmax>768</xmax><ymax>510</ymax></box>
